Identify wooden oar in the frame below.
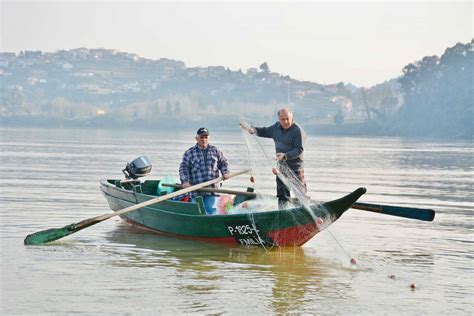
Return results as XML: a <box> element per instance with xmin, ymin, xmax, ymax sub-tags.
<box><xmin>162</xmin><ymin>184</ymin><xmax>435</xmax><ymax>221</ymax></box>
<box><xmin>350</xmin><ymin>202</ymin><xmax>435</xmax><ymax>221</ymax></box>
<box><xmin>24</xmin><ymin>169</ymin><xmax>249</xmax><ymax>245</ymax></box>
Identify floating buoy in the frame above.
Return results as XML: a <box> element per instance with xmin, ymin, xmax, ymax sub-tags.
<box><xmin>250</xmin><ymin>176</ymin><xmax>256</xmax><ymax>183</ymax></box>
<box><xmin>410</xmin><ymin>283</ymin><xmax>417</xmax><ymax>289</ymax></box>
<box><xmin>272</xmin><ymin>167</ymin><xmax>278</xmax><ymax>175</ymax></box>
<box><xmin>350</xmin><ymin>258</ymin><xmax>357</xmax><ymax>265</ymax></box>
<box><xmin>389</xmin><ymin>275</ymin><xmax>396</xmax><ymax>279</ymax></box>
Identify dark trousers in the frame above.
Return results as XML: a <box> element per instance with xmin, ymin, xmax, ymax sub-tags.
<box><xmin>276</xmin><ymin>169</ymin><xmax>307</xmax><ymax>208</ymax></box>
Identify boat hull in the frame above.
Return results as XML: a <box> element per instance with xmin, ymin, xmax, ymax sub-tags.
<box><xmin>100</xmin><ymin>180</ymin><xmax>366</xmax><ymax>247</ymax></box>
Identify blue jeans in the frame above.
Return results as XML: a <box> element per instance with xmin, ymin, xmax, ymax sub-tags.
<box><xmin>191</xmin><ymin>196</ymin><xmax>218</xmax><ymax>215</ymax></box>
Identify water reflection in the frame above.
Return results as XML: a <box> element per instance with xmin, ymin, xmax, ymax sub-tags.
<box><xmin>105</xmin><ymin>223</ymin><xmax>332</xmax><ymax>314</ymax></box>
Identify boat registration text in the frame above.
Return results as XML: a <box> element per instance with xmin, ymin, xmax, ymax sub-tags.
<box><xmin>225</xmin><ymin>220</ymin><xmax>263</xmax><ymax>246</ymax></box>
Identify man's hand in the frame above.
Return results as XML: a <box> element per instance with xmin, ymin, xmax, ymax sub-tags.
<box><xmin>240</xmin><ymin>122</ymin><xmax>256</xmax><ymax>134</ymax></box>
<box><xmin>182</xmin><ymin>182</ymin><xmax>190</xmax><ymax>188</ymax></box>
<box><xmin>276</xmin><ymin>153</ymin><xmax>286</xmax><ymax>161</ymax></box>
<box><xmin>222</xmin><ymin>173</ymin><xmax>231</xmax><ymax>180</ymax></box>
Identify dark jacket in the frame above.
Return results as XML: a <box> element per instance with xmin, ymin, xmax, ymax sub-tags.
<box><xmin>254</xmin><ymin>122</ymin><xmax>306</xmax><ymax>171</ymax></box>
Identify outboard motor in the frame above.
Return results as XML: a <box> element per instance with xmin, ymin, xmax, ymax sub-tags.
<box><xmin>122</xmin><ymin>156</ymin><xmax>152</xmax><ymax>180</ymax></box>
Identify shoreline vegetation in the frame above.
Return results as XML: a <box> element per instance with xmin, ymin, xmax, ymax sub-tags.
<box><xmin>1</xmin><ymin>40</ymin><xmax>472</xmax><ymax>139</ymax></box>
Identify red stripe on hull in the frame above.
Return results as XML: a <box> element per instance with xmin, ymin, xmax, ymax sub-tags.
<box><xmin>267</xmin><ymin>222</ymin><xmax>319</xmax><ymax>247</ymax></box>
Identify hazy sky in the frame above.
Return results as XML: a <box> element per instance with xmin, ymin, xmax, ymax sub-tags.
<box><xmin>1</xmin><ymin>1</ymin><xmax>472</xmax><ymax>86</ymax></box>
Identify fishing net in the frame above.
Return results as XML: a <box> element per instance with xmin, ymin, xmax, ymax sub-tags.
<box><xmin>204</xmin><ymin>123</ymin><xmax>336</xmax><ymax>249</ymax></box>
<box><xmin>233</xmin><ymin>122</ymin><xmax>358</xmax><ymax>265</ymax></box>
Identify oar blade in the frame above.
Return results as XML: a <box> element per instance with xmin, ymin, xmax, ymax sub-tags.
<box><xmin>24</xmin><ymin>224</ymin><xmax>76</xmax><ymax>245</ymax></box>
<box><xmin>380</xmin><ymin>204</ymin><xmax>435</xmax><ymax>221</ymax></box>
<box><xmin>352</xmin><ymin>202</ymin><xmax>435</xmax><ymax>221</ymax></box>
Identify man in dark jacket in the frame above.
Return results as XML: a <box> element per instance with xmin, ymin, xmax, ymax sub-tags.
<box><xmin>245</xmin><ymin>108</ymin><xmax>307</xmax><ymax>207</ymax></box>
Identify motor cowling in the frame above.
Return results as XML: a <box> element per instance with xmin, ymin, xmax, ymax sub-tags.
<box><xmin>123</xmin><ymin>156</ymin><xmax>152</xmax><ymax>179</ymax></box>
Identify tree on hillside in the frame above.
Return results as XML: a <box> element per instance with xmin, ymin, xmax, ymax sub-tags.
<box><xmin>396</xmin><ymin>40</ymin><xmax>473</xmax><ymax>138</ymax></box>
<box><xmin>259</xmin><ymin>62</ymin><xmax>270</xmax><ymax>73</ymax></box>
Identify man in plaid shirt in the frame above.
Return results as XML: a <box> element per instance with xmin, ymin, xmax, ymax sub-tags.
<box><xmin>179</xmin><ymin>127</ymin><xmax>230</xmax><ymax>214</ymax></box>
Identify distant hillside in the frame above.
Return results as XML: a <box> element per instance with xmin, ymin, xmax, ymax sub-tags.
<box><xmin>0</xmin><ymin>41</ymin><xmax>472</xmax><ymax>138</ymax></box>
<box><xmin>0</xmin><ymin>48</ymin><xmax>353</xmax><ymax>131</ymax></box>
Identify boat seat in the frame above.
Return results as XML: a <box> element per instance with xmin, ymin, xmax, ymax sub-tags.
<box><xmin>194</xmin><ymin>196</ymin><xmax>207</xmax><ymax>215</ymax></box>
<box><xmin>234</xmin><ymin>187</ymin><xmax>255</xmax><ymax>205</ymax></box>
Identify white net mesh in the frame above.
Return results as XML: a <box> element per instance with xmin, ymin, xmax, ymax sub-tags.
<box><xmin>231</xmin><ymin>123</ymin><xmax>355</xmax><ymax>262</ymax></box>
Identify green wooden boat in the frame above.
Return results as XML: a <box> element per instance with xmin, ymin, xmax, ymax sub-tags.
<box><xmin>100</xmin><ymin>179</ymin><xmax>366</xmax><ymax>247</ymax></box>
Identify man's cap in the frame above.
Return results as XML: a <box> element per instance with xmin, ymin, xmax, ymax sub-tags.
<box><xmin>196</xmin><ymin>127</ymin><xmax>209</xmax><ymax>136</ymax></box>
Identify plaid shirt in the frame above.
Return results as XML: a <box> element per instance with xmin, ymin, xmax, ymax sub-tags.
<box><xmin>179</xmin><ymin>144</ymin><xmax>229</xmax><ymax>198</ymax></box>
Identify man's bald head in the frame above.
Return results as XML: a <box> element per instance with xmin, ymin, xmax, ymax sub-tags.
<box><xmin>277</xmin><ymin>108</ymin><xmax>292</xmax><ymax>117</ymax></box>
<box><xmin>277</xmin><ymin>108</ymin><xmax>293</xmax><ymax>129</ymax></box>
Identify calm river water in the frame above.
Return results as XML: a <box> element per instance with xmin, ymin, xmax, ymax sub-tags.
<box><xmin>0</xmin><ymin>127</ymin><xmax>472</xmax><ymax>315</ymax></box>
